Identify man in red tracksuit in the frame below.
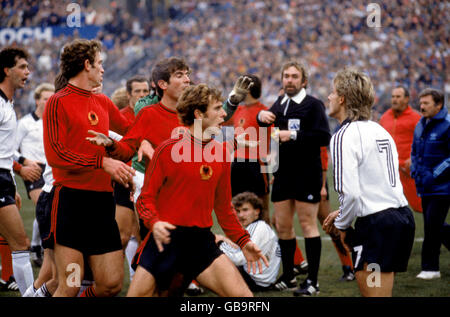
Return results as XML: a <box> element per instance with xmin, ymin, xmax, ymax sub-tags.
<box><xmin>127</xmin><ymin>84</ymin><xmax>268</xmax><ymax>297</ymax></box>
<box><xmin>43</xmin><ymin>39</ymin><xmax>133</xmax><ymax>297</ymax></box>
<box><xmin>379</xmin><ymin>86</ymin><xmax>422</xmax><ymax>212</ymax></box>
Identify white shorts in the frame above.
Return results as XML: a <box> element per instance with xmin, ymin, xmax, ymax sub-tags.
<box><xmin>133</xmin><ymin>170</ymin><xmax>145</xmax><ymax>203</ymax></box>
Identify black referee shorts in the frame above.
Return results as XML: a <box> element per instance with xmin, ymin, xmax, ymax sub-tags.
<box><xmin>351</xmin><ymin>206</ymin><xmax>415</xmax><ymax>273</ymax></box>
<box><xmin>50</xmin><ymin>186</ymin><xmax>122</xmax><ymax>256</ymax></box>
<box><xmin>133</xmin><ymin>226</ymin><xmax>223</xmax><ymax>293</ymax></box>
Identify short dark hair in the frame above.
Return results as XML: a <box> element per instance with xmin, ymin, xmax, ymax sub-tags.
<box><xmin>394</xmin><ymin>85</ymin><xmax>410</xmax><ymax>98</ymax></box>
<box><xmin>126</xmin><ymin>76</ymin><xmax>149</xmax><ymax>94</ymax></box>
<box><xmin>0</xmin><ymin>47</ymin><xmax>29</xmax><ymax>83</ymax></box>
<box><xmin>60</xmin><ymin>39</ymin><xmax>102</xmax><ymax>80</ymax></box>
<box><xmin>232</xmin><ymin>192</ymin><xmax>264</xmax><ymax>219</ymax></box>
<box><xmin>151</xmin><ymin>57</ymin><xmax>190</xmax><ymax>97</ymax></box>
<box><xmin>176</xmin><ymin>83</ymin><xmax>223</xmax><ymax>126</ymax></box>
<box><xmin>244</xmin><ymin>74</ymin><xmax>262</xmax><ymax>99</ymax></box>
<box><xmin>419</xmin><ymin>88</ymin><xmax>444</xmax><ymax>107</ymax></box>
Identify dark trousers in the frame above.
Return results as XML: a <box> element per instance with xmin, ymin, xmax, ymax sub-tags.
<box><xmin>421</xmin><ymin>195</ymin><xmax>450</xmax><ymax>271</ymax></box>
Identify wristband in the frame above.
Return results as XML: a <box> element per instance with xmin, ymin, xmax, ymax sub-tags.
<box><xmin>290</xmin><ymin>130</ymin><xmax>297</xmax><ymax>140</ymax></box>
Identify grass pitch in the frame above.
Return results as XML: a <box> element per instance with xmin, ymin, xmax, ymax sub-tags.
<box><xmin>1</xmin><ymin>172</ymin><xmax>448</xmax><ymax>297</ymax></box>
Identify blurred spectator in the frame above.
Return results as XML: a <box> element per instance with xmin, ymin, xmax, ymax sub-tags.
<box><xmin>110</xmin><ymin>86</ymin><xmax>128</xmax><ymax>110</ymax></box>
<box><xmin>2</xmin><ymin>0</ymin><xmax>447</xmax><ymax>119</ymax></box>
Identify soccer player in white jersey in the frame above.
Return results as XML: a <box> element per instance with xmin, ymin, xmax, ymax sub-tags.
<box><xmin>0</xmin><ymin>47</ymin><xmax>35</xmax><ymax>295</ymax></box>
<box><xmin>216</xmin><ymin>192</ymin><xmax>281</xmax><ymax>292</ymax></box>
<box><xmin>15</xmin><ymin>83</ymin><xmax>54</xmax><ymax>267</ymax></box>
<box><xmin>322</xmin><ymin>68</ymin><xmax>415</xmax><ymax>297</ymax></box>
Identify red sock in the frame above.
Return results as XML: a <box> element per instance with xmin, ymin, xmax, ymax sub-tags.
<box><xmin>293</xmin><ymin>240</ymin><xmax>305</xmax><ymax>265</ymax></box>
<box><xmin>332</xmin><ymin>240</ymin><xmax>353</xmax><ymax>269</ymax></box>
<box><xmin>0</xmin><ymin>237</ymin><xmax>13</xmax><ymax>281</ymax></box>
<box><xmin>80</xmin><ymin>285</ymin><xmax>97</xmax><ymax>297</ymax></box>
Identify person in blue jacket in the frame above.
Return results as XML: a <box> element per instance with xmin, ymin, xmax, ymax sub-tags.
<box><xmin>411</xmin><ymin>88</ymin><xmax>449</xmax><ymax>280</ymax></box>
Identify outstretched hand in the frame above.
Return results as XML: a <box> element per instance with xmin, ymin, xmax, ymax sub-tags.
<box><xmin>86</xmin><ymin>130</ymin><xmax>113</xmax><ymax>147</ymax></box>
<box><xmin>228</xmin><ymin>75</ymin><xmax>254</xmax><ymax>105</ymax></box>
<box><xmin>138</xmin><ymin>139</ymin><xmax>155</xmax><ymax>162</ymax></box>
<box><xmin>242</xmin><ymin>241</ymin><xmax>269</xmax><ymax>274</ymax></box>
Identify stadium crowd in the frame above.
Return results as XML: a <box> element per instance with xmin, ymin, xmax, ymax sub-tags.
<box><xmin>0</xmin><ymin>0</ymin><xmax>448</xmax><ymax>119</ymax></box>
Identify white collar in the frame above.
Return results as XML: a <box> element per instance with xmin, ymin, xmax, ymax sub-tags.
<box><xmin>281</xmin><ymin>88</ymin><xmax>306</xmax><ymax>105</ymax></box>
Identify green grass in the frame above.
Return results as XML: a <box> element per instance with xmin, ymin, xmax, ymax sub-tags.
<box><xmin>1</xmin><ymin>172</ymin><xmax>448</xmax><ymax>297</ymax></box>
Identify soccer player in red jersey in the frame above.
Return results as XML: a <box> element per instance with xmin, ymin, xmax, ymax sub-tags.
<box><xmin>43</xmin><ymin>39</ymin><xmax>134</xmax><ymax>297</ymax></box>
<box><xmin>127</xmin><ymin>83</ymin><xmax>268</xmax><ymax>297</ymax></box>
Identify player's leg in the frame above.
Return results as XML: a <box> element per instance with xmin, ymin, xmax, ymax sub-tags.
<box><xmin>317</xmin><ymin>197</ymin><xmax>354</xmax><ymax>281</ymax></box>
<box><xmin>196</xmin><ymin>254</ymin><xmax>252</xmax><ymax>297</ymax></box>
<box><xmin>52</xmin><ymin>243</ymin><xmax>84</xmax><ymax>297</ymax></box>
<box><xmin>29</xmin><ymin>189</ymin><xmax>43</xmax><ymax>265</ymax></box>
<box><xmin>355</xmin><ymin>263</ymin><xmax>394</xmax><ymax>297</ymax></box>
<box><xmin>294</xmin><ymin>201</ymin><xmax>321</xmax><ymax>296</ymax></box>
<box><xmin>0</xmin><ymin>237</ymin><xmax>19</xmax><ymax>291</ymax></box>
<box><xmin>125</xmin><ymin>211</ymin><xmax>140</xmax><ymax>281</ymax></box>
<box><xmin>86</xmin><ymin>249</ymin><xmax>123</xmax><ymax>297</ymax></box>
<box><xmin>272</xmin><ymin>200</ymin><xmax>298</xmax><ymax>290</ymax></box>
<box><xmin>0</xmin><ymin>204</ymin><xmax>34</xmax><ymax>295</ymax></box>
<box><xmin>33</xmin><ymin>248</ymin><xmax>58</xmax><ymax>297</ymax></box>
<box><xmin>127</xmin><ymin>265</ymin><xmax>158</xmax><ymax>297</ymax></box>
<box><xmin>32</xmin><ymin>247</ymin><xmax>53</xmax><ymax>289</ymax></box>
<box><xmin>116</xmin><ymin>205</ymin><xmax>134</xmax><ymax>249</ymax></box>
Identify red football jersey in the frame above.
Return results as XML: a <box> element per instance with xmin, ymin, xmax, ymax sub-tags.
<box><xmin>136</xmin><ymin>132</ymin><xmax>251</xmax><ymax>248</ymax></box>
<box><xmin>43</xmin><ymin>84</ymin><xmax>130</xmax><ymax>192</ymax></box>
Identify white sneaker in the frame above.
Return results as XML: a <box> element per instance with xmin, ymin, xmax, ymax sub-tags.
<box><xmin>416</xmin><ymin>271</ymin><xmax>441</xmax><ymax>280</ymax></box>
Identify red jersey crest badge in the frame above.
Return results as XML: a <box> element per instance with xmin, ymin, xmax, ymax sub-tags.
<box><xmin>200</xmin><ymin>165</ymin><xmax>213</xmax><ymax>180</ymax></box>
<box><xmin>88</xmin><ymin>111</ymin><xmax>99</xmax><ymax>125</ymax></box>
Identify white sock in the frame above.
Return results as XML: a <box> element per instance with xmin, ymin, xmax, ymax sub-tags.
<box><xmin>31</xmin><ymin>218</ymin><xmax>41</xmax><ymax>248</ymax></box>
<box><xmin>125</xmin><ymin>236</ymin><xmax>138</xmax><ymax>281</ymax></box>
<box><xmin>22</xmin><ymin>283</ymin><xmax>37</xmax><ymax>297</ymax></box>
<box><xmin>34</xmin><ymin>282</ymin><xmax>51</xmax><ymax>297</ymax></box>
<box><xmin>12</xmin><ymin>251</ymin><xmax>34</xmax><ymax>295</ymax></box>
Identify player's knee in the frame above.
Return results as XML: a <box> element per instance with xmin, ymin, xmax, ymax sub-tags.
<box><xmin>96</xmin><ymin>276</ymin><xmax>123</xmax><ymax>297</ymax></box>
<box><xmin>9</xmin><ymin>236</ymin><xmax>30</xmax><ymax>252</ymax></box>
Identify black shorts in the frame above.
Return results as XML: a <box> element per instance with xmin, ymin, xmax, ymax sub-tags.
<box><xmin>133</xmin><ymin>226</ymin><xmax>223</xmax><ymax>292</ymax></box>
<box><xmin>50</xmin><ymin>186</ymin><xmax>122</xmax><ymax>256</ymax></box>
<box><xmin>271</xmin><ymin>170</ymin><xmax>321</xmax><ymax>203</ymax></box>
<box><xmin>23</xmin><ymin>163</ymin><xmax>46</xmax><ymax>198</ymax></box>
<box><xmin>0</xmin><ymin>169</ymin><xmax>16</xmax><ymax>208</ymax></box>
<box><xmin>113</xmin><ymin>181</ymin><xmax>134</xmax><ymax>210</ymax></box>
<box><xmin>351</xmin><ymin>206</ymin><xmax>415</xmax><ymax>273</ymax></box>
<box><xmin>36</xmin><ymin>189</ymin><xmax>54</xmax><ymax>249</ymax></box>
<box><xmin>231</xmin><ymin>160</ymin><xmax>269</xmax><ymax>197</ymax></box>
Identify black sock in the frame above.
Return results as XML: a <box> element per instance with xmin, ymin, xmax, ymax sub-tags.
<box><xmin>278</xmin><ymin>238</ymin><xmax>296</xmax><ymax>280</ymax></box>
<box><xmin>305</xmin><ymin>236</ymin><xmax>321</xmax><ymax>285</ymax></box>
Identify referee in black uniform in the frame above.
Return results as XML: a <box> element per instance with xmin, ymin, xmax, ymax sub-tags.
<box><xmin>258</xmin><ymin>61</ymin><xmax>330</xmax><ymax>295</ymax></box>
